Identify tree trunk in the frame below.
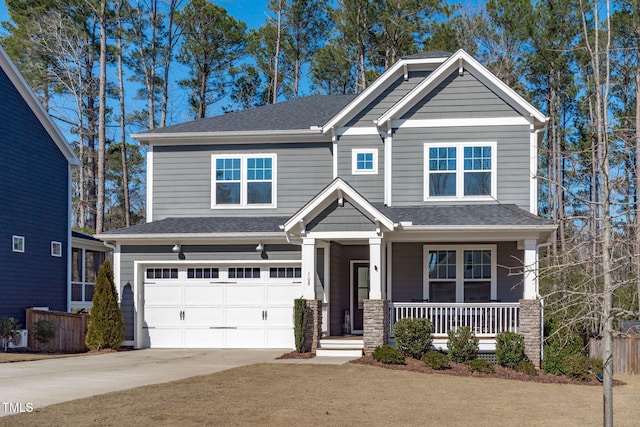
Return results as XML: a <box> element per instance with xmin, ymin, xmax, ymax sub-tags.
<box><xmin>272</xmin><ymin>0</ymin><xmax>283</xmax><ymax>104</ymax></box>
<box><xmin>96</xmin><ymin>0</ymin><xmax>107</xmax><ymax>233</ymax></box>
<box><xmin>117</xmin><ymin>0</ymin><xmax>131</xmax><ymax>227</ymax></box>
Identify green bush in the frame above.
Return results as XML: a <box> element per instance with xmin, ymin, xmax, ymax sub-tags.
<box><xmin>393</xmin><ymin>318</ymin><xmax>433</xmax><ymax>359</ymax></box>
<box><xmin>563</xmin><ymin>353</ymin><xmax>590</xmax><ymax>381</ymax></box>
<box><xmin>421</xmin><ymin>350</ymin><xmax>450</xmax><ymax>370</ymax></box>
<box><xmin>32</xmin><ymin>320</ymin><xmax>56</xmax><ymax>344</ymax></box>
<box><xmin>85</xmin><ymin>259</ymin><xmax>125</xmax><ymax>351</ymax></box>
<box><xmin>372</xmin><ymin>345</ymin><xmax>406</xmax><ymax>364</ymax></box>
<box><xmin>496</xmin><ymin>331</ymin><xmax>526</xmax><ymax>368</ymax></box>
<box><xmin>465</xmin><ymin>358</ymin><xmax>495</xmax><ymax>374</ymax></box>
<box><xmin>293</xmin><ymin>299</ymin><xmax>307</xmax><ymax>353</ymax></box>
<box><xmin>516</xmin><ymin>360</ymin><xmax>538</xmax><ymax>376</ymax></box>
<box><xmin>541</xmin><ymin>321</ymin><xmax>585</xmax><ymax>375</ymax></box>
<box><xmin>447</xmin><ymin>326</ymin><xmax>479</xmax><ymax>363</ymax></box>
<box><xmin>588</xmin><ymin>357</ymin><xmax>603</xmax><ymax>375</ymax></box>
<box><xmin>0</xmin><ymin>317</ymin><xmax>21</xmax><ymax>352</ymax></box>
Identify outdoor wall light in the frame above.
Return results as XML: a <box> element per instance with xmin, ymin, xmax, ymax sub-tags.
<box><xmin>172</xmin><ymin>243</ymin><xmax>182</xmax><ymax>253</ymax></box>
<box><xmin>255</xmin><ymin>242</ymin><xmax>264</xmax><ymax>253</ymax></box>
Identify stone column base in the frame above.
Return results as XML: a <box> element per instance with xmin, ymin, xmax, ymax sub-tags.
<box><xmin>519</xmin><ymin>299</ymin><xmax>542</xmax><ymax>367</ymax></box>
<box><xmin>363</xmin><ymin>299</ymin><xmax>389</xmax><ymax>355</ymax></box>
<box><xmin>304</xmin><ymin>300</ymin><xmax>322</xmax><ymax>352</ymax></box>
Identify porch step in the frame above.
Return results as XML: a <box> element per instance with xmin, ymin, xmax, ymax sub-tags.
<box><xmin>317</xmin><ymin>337</ymin><xmax>364</xmax><ymax>357</ymax></box>
<box><xmin>316</xmin><ymin>348</ymin><xmax>363</xmax><ymax>357</ymax></box>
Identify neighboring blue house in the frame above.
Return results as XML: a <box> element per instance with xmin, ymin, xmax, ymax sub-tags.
<box><xmin>0</xmin><ymin>47</ymin><xmax>80</xmax><ymax>326</ymax></box>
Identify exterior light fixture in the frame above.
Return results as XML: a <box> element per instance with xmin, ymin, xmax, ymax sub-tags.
<box><xmin>172</xmin><ymin>243</ymin><xmax>181</xmax><ymax>253</ymax></box>
<box><xmin>255</xmin><ymin>243</ymin><xmax>264</xmax><ymax>253</ymax></box>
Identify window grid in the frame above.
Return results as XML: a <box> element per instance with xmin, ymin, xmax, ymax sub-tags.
<box><xmin>269</xmin><ymin>267</ymin><xmax>302</xmax><ymax>278</ymax></box>
<box><xmin>187</xmin><ymin>267</ymin><xmax>220</xmax><ymax>279</ymax></box>
<box><xmin>357</xmin><ymin>152</ymin><xmax>373</xmax><ymax>170</ymax></box>
<box><xmin>352</xmin><ymin>149</ymin><xmax>378</xmax><ymax>174</ymax></box>
<box><xmin>212</xmin><ymin>154</ymin><xmax>276</xmax><ymax>207</ymax></box>
<box><xmin>146</xmin><ymin>268</ymin><xmax>178</xmax><ymax>279</ymax></box>
<box><xmin>228</xmin><ymin>267</ymin><xmax>261</xmax><ymax>279</ymax></box>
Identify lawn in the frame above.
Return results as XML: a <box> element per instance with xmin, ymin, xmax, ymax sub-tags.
<box><xmin>0</xmin><ymin>352</ymin><xmax>81</xmax><ymax>363</ymax></box>
<box><xmin>1</xmin><ymin>362</ymin><xmax>639</xmax><ymax>426</ymax></box>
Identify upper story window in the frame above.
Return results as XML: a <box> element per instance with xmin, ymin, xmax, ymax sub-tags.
<box><xmin>424</xmin><ymin>142</ymin><xmax>496</xmax><ymax>200</ymax></box>
<box><xmin>212</xmin><ymin>154</ymin><xmax>276</xmax><ymax>208</ymax></box>
<box><xmin>12</xmin><ymin>235</ymin><xmax>24</xmax><ymax>253</ymax></box>
<box><xmin>352</xmin><ymin>149</ymin><xmax>378</xmax><ymax>175</ymax></box>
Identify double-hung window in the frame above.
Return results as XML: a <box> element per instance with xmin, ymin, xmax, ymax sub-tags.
<box><xmin>212</xmin><ymin>154</ymin><xmax>276</xmax><ymax>207</ymax></box>
<box><xmin>425</xmin><ymin>142</ymin><xmax>496</xmax><ymax>200</ymax></box>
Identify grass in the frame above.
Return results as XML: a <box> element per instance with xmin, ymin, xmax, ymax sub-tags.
<box><xmin>0</xmin><ymin>352</ymin><xmax>82</xmax><ymax>363</ymax></box>
<box><xmin>1</xmin><ymin>363</ymin><xmax>639</xmax><ymax>426</ymax></box>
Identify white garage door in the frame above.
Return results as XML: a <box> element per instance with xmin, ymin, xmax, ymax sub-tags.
<box><xmin>142</xmin><ymin>265</ymin><xmax>303</xmax><ymax>348</ymax></box>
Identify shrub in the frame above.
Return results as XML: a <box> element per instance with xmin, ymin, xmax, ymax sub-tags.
<box><xmin>421</xmin><ymin>350</ymin><xmax>450</xmax><ymax>370</ymax></box>
<box><xmin>541</xmin><ymin>320</ymin><xmax>585</xmax><ymax>375</ymax></box>
<box><xmin>393</xmin><ymin>318</ymin><xmax>433</xmax><ymax>359</ymax></box>
<box><xmin>32</xmin><ymin>320</ymin><xmax>56</xmax><ymax>344</ymax></box>
<box><xmin>293</xmin><ymin>299</ymin><xmax>307</xmax><ymax>353</ymax></box>
<box><xmin>465</xmin><ymin>358</ymin><xmax>495</xmax><ymax>374</ymax></box>
<box><xmin>85</xmin><ymin>259</ymin><xmax>125</xmax><ymax>351</ymax></box>
<box><xmin>516</xmin><ymin>360</ymin><xmax>538</xmax><ymax>376</ymax></box>
<box><xmin>372</xmin><ymin>345</ymin><xmax>406</xmax><ymax>364</ymax></box>
<box><xmin>0</xmin><ymin>317</ymin><xmax>21</xmax><ymax>352</ymax></box>
<box><xmin>447</xmin><ymin>326</ymin><xmax>479</xmax><ymax>363</ymax></box>
<box><xmin>563</xmin><ymin>353</ymin><xmax>590</xmax><ymax>381</ymax></box>
<box><xmin>588</xmin><ymin>357</ymin><xmax>603</xmax><ymax>375</ymax></box>
<box><xmin>496</xmin><ymin>331</ymin><xmax>526</xmax><ymax>368</ymax></box>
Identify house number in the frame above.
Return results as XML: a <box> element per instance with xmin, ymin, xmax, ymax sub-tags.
<box><xmin>307</xmin><ymin>271</ymin><xmax>311</xmax><ymax>287</ymax></box>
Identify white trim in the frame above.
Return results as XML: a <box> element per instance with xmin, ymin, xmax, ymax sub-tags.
<box><xmin>384</xmin><ymin>128</ymin><xmax>392</xmax><ymax>206</ymax></box>
<box><xmin>369</xmin><ymin>238</ymin><xmax>383</xmax><ymax>299</ymax></box>
<box><xmin>351</xmin><ymin>148</ymin><xmax>378</xmax><ymax>175</ymax></box>
<box><xmin>531</xmin><ymin>127</ymin><xmax>546</xmax><ymax>214</ymax></box>
<box><xmin>146</xmin><ymin>146</ymin><xmax>153</xmax><ymax>222</ymax></box>
<box><xmin>350</xmin><ymin>259</ymin><xmax>370</xmax><ymax>334</ymax></box>
<box><xmin>423</xmin><ymin>244</ymin><xmax>497</xmax><ymax>303</ymax></box>
<box><xmin>332</xmin><ymin>128</ymin><xmax>338</xmax><ymax>179</ymax></box>
<box><xmin>114</xmin><ymin>244</ymin><xmax>121</xmax><ymax>299</ymax></box>
<box><xmin>386</xmin><ymin>242</ymin><xmax>393</xmax><ymax>301</ymax></box>
<box><xmin>424</xmin><ymin>141</ymin><xmax>497</xmax><ymax>201</ymax></box>
<box><xmin>67</xmin><ymin>164</ymin><xmax>73</xmax><ymax>313</ymax></box>
<box><xmin>523</xmin><ymin>239</ymin><xmax>537</xmax><ymax>299</ymax></box>
<box><xmin>12</xmin><ymin>235</ymin><xmax>24</xmax><ymax>253</ymax></box>
<box><xmin>304</xmin><ymin>231</ymin><xmax>382</xmax><ymax>240</ymax></box>
<box><xmin>302</xmin><ymin>238</ymin><xmax>316</xmax><ymax>299</ymax></box>
<box><xmin>376</xmin><ymin>50</ymin><xmax>547</xmax><ymax>127</ymax></box>
<box><xmin>210</xmin><ymin>153</ymin><xmax>277</xmax><ymax>209</ymax></box>
<box><xmin>337</xmin><ymin>127</ymin><xmax>381</xmax><ymax>136</ymax></box>
<box><xmin>393</xmin><ymin>117</ymin><xmax>530</xmax><ymax>129</ymax></box>
<box><xmin>51</xmin><ymin>241</ymin><xmax>63</xmax><ymax>257</ymax></box>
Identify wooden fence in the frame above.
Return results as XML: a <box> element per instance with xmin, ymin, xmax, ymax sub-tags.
<box><xmin>588</xmin><ymin>334</ymin><xmax>639</xmax><ymax>375</ymax></box>
<box><xmin>26</xmin><ymin>309</ymin><xmax>89</xmax><ymax>353</ymax></box>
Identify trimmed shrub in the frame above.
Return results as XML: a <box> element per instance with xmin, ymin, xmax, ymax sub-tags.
<box><xmin>393</xmin><ymin>318</ymin><xmax>433</xmax><ymax>359</ymax></box>
<box><xmin>32</xmin><ymin>320</ymin><xmax>56</xmax><ymax>344</ymax></box>
<box><xmin>563</xmin><ymin>353</ymin><xmax>590</xmax><ymax>381</ymax></box>
<box><xmin>373</xmin><ymin>345</ymin><xmax>406</xmax><ymax>364</ymax></box>
<box><xmin>85</xmin><ymin>259</ymin><xmax>125</xmax><ymax>351</ymax></box>
<box><xmin>447</xmin><ymin>326</ymin><xmax>479</xmax><ymax>363</ymax></box>
<box><xmin>0</xmin><ymin>317</ymin><xmax>21</xmax><ymax>352</ymax></box>
<box><xmin>496</xmin><ymin>331</ymin><xmax>526</xmax><ymax>368</ymax></box>
<box><xmin>465</xmin><ymin>358</ymin><xmax>495</xmax><ymax>374</ymax></box>
<box><xmin>516</xmin><ymin>360</ymin><xmax>538</xmax><ymax>376</ymax></box>
<box><xmin>293</xmin><ymin>299</ymin><xmax>307</xmax><ymax>353</ymax></box>
<box><xmin>421</xmin><ymin>350</ymin><xmax>450</xmax><ymax>370</ymax></box>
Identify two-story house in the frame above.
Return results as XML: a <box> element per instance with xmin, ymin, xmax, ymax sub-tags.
<box><xmin>99</xmin><ymin>50</ymin><xmax>555</xmax><ymax>365</ymax></box>
<box><xmin>0</xmin><ymin>46</ymin><xmax>80</xmax><ymax>327</ymax></box>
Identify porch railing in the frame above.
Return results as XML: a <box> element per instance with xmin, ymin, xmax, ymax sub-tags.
<box><xmin>390</xmin><ymin>302</ymin><xmax>520</xmax><ymax>338</ymax></box>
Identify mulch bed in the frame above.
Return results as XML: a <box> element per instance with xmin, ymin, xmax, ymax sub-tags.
<box><xmin>350</xmin><ymin>355</ymin><xmax>624</xmax><ymax>386</ymax></box>
<box><xmin>276</xmin><ymin>350</ymin><xmax>316</xmax><ymax>359</ymax></box>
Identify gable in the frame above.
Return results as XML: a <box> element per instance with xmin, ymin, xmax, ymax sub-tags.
<box><xmin>306</xmin><ymin>199</ymin><xmax>376</xmax><ymax>232</ymax></box>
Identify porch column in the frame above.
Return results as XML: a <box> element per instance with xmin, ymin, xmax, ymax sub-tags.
<box><xmin>523</xmin><ymin>239</ymin><xmax>537</xmax><ymax>299</ymax></box>
<box><xmin>301</xmin><ymin>238</ymin><xmax>316</xmax><ymax>300</ymax></box>
<box><xmin>519</xmin><ymin>299</ymin><xmax>542</xmax><ymax>367</ymax></box>
<box><xmin>369</xmin><ymin>237</ymin><xmax>383</xmax><ymax>299</ymax></box>
<box><xmin>363</xmin><ymin>299</ymin><xmax>389</xmax><ymax>355</ymax></box>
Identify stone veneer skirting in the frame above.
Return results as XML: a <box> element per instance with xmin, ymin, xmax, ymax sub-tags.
<box><xmin>519</xmin><ymin>299</ymin><xmax>542</xmax><ymax>367</ymax></box>
<box><xmin>304</xmin><ymin>300</ymin><xmax>322</xmax><ymax>352</ymax></box>
<box><xmin>363</xmin><ymin>299</ymin><xmax>389</xmax><ymax>355</ymax></box>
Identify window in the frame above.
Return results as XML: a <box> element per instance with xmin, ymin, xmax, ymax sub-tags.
<box><xmin>12</xmin><ymin>236</ymin><xmax>24</xmax><ymax>253</ymax></box>
<box><xmin>228</xmin><ymin>267</ymin><xmax>261</xmax><ymax>279</ymax></box>
<box><xmin>72</xmin><ymin>248</ymin><xmax>106</xmax><ymax>302</ymax></box>
<box><xmin>51</xmin><ymin>241</ymin><xmax>62</xmax><ymax>257</ymax></box>
<box><xmin>424</xmin><ymin>246</ymin><xmax>496</xmax><ymax>303</ymax></box>
<box><xmin>352</xmin><ymin>149</ymin><xmax>378</xmax><ymax>175</ymax></box>
<box><xmin>425</xmin><ymin>142</ymin><xmax>496</xmax><ymax>199</ymax></box>
<box><xmin>187</xmin><ymin>267</ymin><xmax>219</xmax><ymax>279</ymax></box>
<box><xmin>269</xmin><ymin>267</ymin><xmax>302</xmax><ymax>278</ymax></box>
<box><xmin>212</xmin><ymin>154</ymin><xmax>276</xmax><ymax>207</ymax></box>
<box><xmin>146</xmin><ymin>268</ymin><xmax>179</xmax><ymax>279</ymax></box>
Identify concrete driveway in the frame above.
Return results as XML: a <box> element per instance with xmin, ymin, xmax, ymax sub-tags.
<box><xmin>0</xmin><ymin>349</ymin><xmax>283</xmax><ymax>417</ymax></box>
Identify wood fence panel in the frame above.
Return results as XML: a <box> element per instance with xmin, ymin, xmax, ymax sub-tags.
<box><xmin>26</xmin><ymin>309</ymin><xmax>89</xmax><ymax>353</ymax></box>
<box><xmin>588</xmin><ymin>335</ymin><xmax>639</xmax><ymax>375</ymax></box>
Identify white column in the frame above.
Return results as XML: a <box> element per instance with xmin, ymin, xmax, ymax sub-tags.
<box><xmin>523</xmin><ymin>239</ymin><xmax>538</xmax><ymax>299</ymax></box>
<box><xmin>369</xmin><ymin>238</ymin><xmax>383</xmax><ymax>299</ymax></box>
<box><xmin>302</xmin><ymin>238</ymin><xmax>316</xmax><ymax>299</ymax></box>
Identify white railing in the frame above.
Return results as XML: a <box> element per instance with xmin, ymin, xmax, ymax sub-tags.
<box><xmin>390</xmin><ymin>302</ymin><xmax>520</xmax><ymax>337</ymax></box>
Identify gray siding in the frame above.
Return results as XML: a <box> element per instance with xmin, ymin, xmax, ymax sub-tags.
<box><xmin>152</xmin><ymin>142</ymin><xmax>333</xmax><ymax>220</ymax></box>
<box><xmin>392</xmin><ymin>125</ymin><xmax>531</xmax><ymax>210</ymax></box>
<box><xmin>336</xmin><ymin>134</ymin><xmax>385</xmax><ymax>202</ymax></box>
<box><xmin>402</xmin><ymin>70</ymin><xmax>519</xmax><ymax>120</ymax></box>
<box><xmin>391</xmin><ymin>242</ymin><xmax>524</xmax><ymax>302</ymax></box>
<box><xmin>347</xmin><ymin>70</ymin><xmax>432</xmax><ymax>127</ymax></box>
<box><xmin>329</xmin><ymin>243</ymin><xmax>368</xmax><ymax>335</ymax></box>
<box><xmin>307</xmin><ymin>201</ymin><xmax>375</xmax><ymax>232</ymax></box>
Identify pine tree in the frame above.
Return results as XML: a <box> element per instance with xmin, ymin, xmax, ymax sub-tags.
<box><xmin>85</xmin><ymin>259</ymin><xmax>125</xmax><ymax>351</ymax></box>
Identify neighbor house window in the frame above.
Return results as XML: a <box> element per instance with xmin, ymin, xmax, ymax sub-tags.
<box><xmin>51</xmin><ymin>241</ymin><xmax>62</xmax><ymax>257</ymax></box>
<box><xmin>12</xmin><ymin>236</ymin><xmax>24</xmax><ymax>253</ymax></box>
<box><xmin>352</xmin><ymin>149</ymin><xmax>378</xmax><ymax>175</ymax></box>
<box><xmin>425</xmin><ymin>142</ymin><xmax>496</xmax><ymax>199</ymax></box>
<box><xmin>212</xmin><ymin>154</ymin><xmax>276</xmax><ymax>207</ymax></box>
<box><xmin>72</xmin><ymin>248</ymin><xmax>106</xmax><ymax>302</ymax></box>
<box><xmin>424</xmin><ymin>245</ymin><xmax>496</xmax><ymax>303</ymax></box>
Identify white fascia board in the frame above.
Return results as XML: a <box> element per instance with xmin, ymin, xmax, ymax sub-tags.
<box><xmin>131</xmin><ymin>129</ymin><xmax>328</xmax><ymax>145</ymax></box>
<box><xmin>0</xmin><ymin>47</ymin><xmax>80</xmax><ymax>166</ymax></box>
<box><xmin>283</xmin><ymin>178</ymin><xmax>395</xmax><ymax>232</ymax></box>
<box><xmin>71</xmin><ymin>236</ymin><xmax>110</xmax><ymax>252</ymax></box>
<box><xmin>96</xmin><ymin>232</ymin><xmax>286</xmax><ymax>245</ymax></box>
<box><xmin>322</xmin><ymin>58</ymin><xmax>447</xmax><ymax>133</ymax></box>
<box><xmin>386</xmin><ymin>227</ymin><xmax>555</xmax><ymax>243</ymax></box>
<box><xmin>393</xmin><ymin>117</ymin><xmax>530</xmax><ymax>128</ymax></box>
<box><xmin>376</xmin><ymin>49</ymin><xmax>547</xmax><ymax>128</ymax></box>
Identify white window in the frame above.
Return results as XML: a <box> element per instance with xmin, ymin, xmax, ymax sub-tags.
<box><xmin>424</xmin><ymin>142</ymin><xmax>496</xmax><ymax>200</ymax></box>
<box><xmin>423</xmin><ymin>245</ymin><xmax>497</xmax><ymax>303</ymax></box>
<box><xmin>51</xmin><ymin>241</ymin><xmax>62</xmax><ymax>257</ymax></box>
<box><xmin>352</xmin><ymin>149</ymin><xmax>378</xmax><ymax>175</ymax></box>
<box><xmin>12</xmin><ymin>235</ymin><xmax>24</xmax><ymax>253</ymax></box>
<box><xmin>212</xmin><ymin>154</ymin><xmax>276</xmax><ymax>208</ymax></box>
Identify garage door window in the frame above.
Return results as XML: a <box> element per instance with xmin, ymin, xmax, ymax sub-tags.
<box><xmin>270</xmin><ymin>267</ymin><xmax>301</xmax><ymax>278</ymax></box>
<box><xmin>146</xmin><ymin>268</ymin><xmax>178</xmax><ymax>279</ymax></box>
<box><xmin>187</xmin><ymin>267</ymin><xmax>219</xmax><ymax>279</ymax></box>
<box><xmin>228</xmin><ymin>267</ymin><xmax>261</xmax><ymax>279</ymax></box>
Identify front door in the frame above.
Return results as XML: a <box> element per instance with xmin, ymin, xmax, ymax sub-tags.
<box><xmin>351</xmin><ymin>262</ymin><xmax>370</xmax><ymax>333</ymax></box>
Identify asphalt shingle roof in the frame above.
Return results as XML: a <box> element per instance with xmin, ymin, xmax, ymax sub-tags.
<box><xmin>142</xmin><ymin>95</ymin><xmax>356</xmax><ymax>134</ymax></box>
<box><xmin>104</xmin><ymin>216</ymin><xmax>290</xmax><ymax>235</ymax></box>
<box><xmin>401</xmin><ymin>51</ymin><xmax>452</xmax><ymax>60</ymax></box>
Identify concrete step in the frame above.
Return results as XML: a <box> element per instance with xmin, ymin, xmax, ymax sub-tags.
<box><xmin>318</xmin><ymin>339</ymin><xmax>364</xmax><ymax>350</ymax></box>
<box><xmin>316</xmin><ymin>348</ymin><xmax>363</xmax><ymax>357</ymax></box>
